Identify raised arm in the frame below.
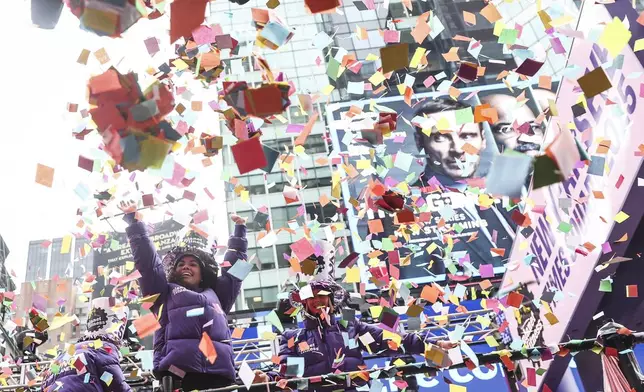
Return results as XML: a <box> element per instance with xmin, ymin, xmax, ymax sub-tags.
<box><xmin>215</xmin><ymin>215</ymin><xmax>248</xmax><ymax>313</ymax></box>
<box><xmin>119</xmin><ymin>201</ymin><xmax>169</xmax><ymax>306</ymax></box>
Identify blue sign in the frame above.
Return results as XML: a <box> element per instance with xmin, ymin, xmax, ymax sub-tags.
<box><xmin>365</xmin><ymin>356</ymin><xmax>511</xmax><ymax>391</ymax></box>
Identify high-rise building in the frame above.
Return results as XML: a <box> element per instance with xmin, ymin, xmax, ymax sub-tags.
<box><xmin>25</xmin><ymin>236</ymin><xmax>93</xmax><ymax>282</ymax></box>
<box><xmin>207</xmin><ymin>0</ymin><xmax>353</xmax><ymax>312</ymax></box>
<box><xmin>181</xmin><ymin>0</ymin><xmax>591</xmax><ymax>314</ymax></box>
<box><xmin>0</xmin><ymin>234</ymin><xmax>15</xmax><ymax>292</ymax></box>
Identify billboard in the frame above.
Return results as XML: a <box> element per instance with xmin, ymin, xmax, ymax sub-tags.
<box><xmin>327</xmin><ymin>82</ymin><xmax>557</xmax><ymax>288</ymax></box>
<box><xmin>500</xmin><ymin>1</ymin><xmax>644</xmax><ymax>389</ymax></box>
<box><xmin>93</xmin><ymin>219</ymin><xmax>185</xmax><ymax>266</ymax></box>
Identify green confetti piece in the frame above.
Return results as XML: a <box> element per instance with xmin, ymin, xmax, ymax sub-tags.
<box><xmin>557</xmin><ymin>221</ymin><xmax>572</xmax><ymax>233</ymax></box>
<box><xmin>454</xmin><ymin>107</ymin><xmax>474</xmax><ymax>124</ymax></box>
<box><xmin>499</xmin><ymin>29</ymin><xmax>519</xmax><ymax>45</ymax></box>
<box><xmin>381</xmin><ymin>238</ymin><xmax>394</xmax><ymax>251</ymax></box>
<box><xmin>599</xmin><ymin>278</ymin><xmax>612</xmax><ymax>293</ymax></box>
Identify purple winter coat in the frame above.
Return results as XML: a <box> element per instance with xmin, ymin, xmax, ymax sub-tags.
<box><xmin>41</xmin><ymin>341</ymin><xmax>130</xmax><ymax>392</ymax></box>
<box><xmin>126</xmin><ymin>221</ymin><xmax>247</xmax><ymax>381</ymax></box>
<box><xmin>269</xmin><ymin>317</ymin><xmax>429</xmax><ymax>391</ymax></box>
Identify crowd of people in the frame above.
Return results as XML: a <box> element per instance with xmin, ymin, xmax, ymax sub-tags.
<box><xmin>27</xmin><ymin>197</ymin><xmax>458</xmax><ymax>392</ymax></box>
<box><xmin>11</xmin><ymin>96</ymin><xmax>545</xmax><ymax>392</ymax></box>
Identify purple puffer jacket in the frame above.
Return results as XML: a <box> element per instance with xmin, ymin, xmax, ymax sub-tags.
<box><xmin>268</xmin><ymin>317</ymin><xmax>430</xmax><ymax>391</ymax></box>
<box><xmin>41</xmin><ymin>341</ymin><xmax>130</xmax><ymax>392</ymax></box>
<box><xmin>126</xmin><ymin>221</ymin><xmax>247</xmax><ymax>381</ymax></box>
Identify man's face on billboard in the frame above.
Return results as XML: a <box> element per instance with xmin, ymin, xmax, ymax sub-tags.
<box><xmin>483</xmin><ymin>94</ymin><xmax>544</xmax><ymax>156</ymax></box>
<box><xmin>418</xmin><ymin>121</ymin><xmax>484</xmax><ymax>180</ymax></box>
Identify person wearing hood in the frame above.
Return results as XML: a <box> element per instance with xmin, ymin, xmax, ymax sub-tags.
<box><xmin>41</xmin><ymin>297</ymin><xmax>131</xmax><ymax>392</ymax></box>
<box><xmin>118</xmin><ymin>200</ymin><xmax>248</xmax><ymax>391</ymax></box>
<box><xmin>254</xmin><ymin>241</ymin><xmax>456</xmax><ymax>391</ymax></box>
<box><xmin>15</xmin><ymin>308</ymin><xmax>49</xmax><ymax>363</ymax></box>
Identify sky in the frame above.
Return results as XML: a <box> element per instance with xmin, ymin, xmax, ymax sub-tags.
<box><xmin>0</xmin><ymin>2</ymin><xmax>228</xmax><ymax>291</ymax></box>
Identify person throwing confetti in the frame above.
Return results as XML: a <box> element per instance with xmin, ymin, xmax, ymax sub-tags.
<box><xmin>118</xmin><ymin>200</ymin><xmax>248</xmax><ymax>391</ymax></box>
<box><xmin>253</xmin><ymin>239</ymin><xmax>457</xmax><ymax>391</ymax></box>
<box><xmin>41</xmin><ymin>297</ymin><xmax>131</xmax><ymax>392</ymax></box>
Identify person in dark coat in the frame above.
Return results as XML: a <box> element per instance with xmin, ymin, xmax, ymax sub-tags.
<box><xmin>15</xmin><ymin>308</ymin><xmax>49</xmax><ymax>363</ymax></box>
<box><xmin>118</xmin><ymin>200</ymin><xmax>248</xmax><ymax>391</ymax></box>
<box><xmin>254</xmin><ymin>240</ymin><xmax>456</xmax><ymax>391</ymax></box>
<box><xmin>41</xmin><ymin>297</ymin><xmax>131</xmax><ymax>392</ymax></box>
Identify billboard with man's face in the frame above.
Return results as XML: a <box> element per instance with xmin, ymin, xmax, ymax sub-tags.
<box><xmin>328</xmin><ymin>82</ymin><xmax>558</xmax><ymax>287</ymax></box>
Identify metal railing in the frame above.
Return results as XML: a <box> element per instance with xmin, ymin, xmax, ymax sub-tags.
<box><xmin>0</xmin><ymin>310</ymin><xmax>500</xmax><ymax>391</ymax></box>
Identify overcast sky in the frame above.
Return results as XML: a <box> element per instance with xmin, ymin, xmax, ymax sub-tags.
<box><xmin>0</xmin><ymin>2</ymin><xmax>228</xmax><ymax>291</ymax></box>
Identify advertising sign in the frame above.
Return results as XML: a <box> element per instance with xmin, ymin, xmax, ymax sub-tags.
<box><xmin>94</xmin><ymin>219</ymin><xmax>184</xmax><ymax>266</ymax></box>
<box><xmin>500</xmin><ymin>2</ymin><xmax>644</xmax><ymax>389</ymax></box>
<box><xmin>328</xmin><ymin>82</ymin><xmax>556</xmax><ymax>288</ymax></box>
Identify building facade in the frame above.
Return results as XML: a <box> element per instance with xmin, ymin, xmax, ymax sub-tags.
<box><xmin>207</xmin><ymin>0</ymin><xmax>354</xmax><ymax>312</ymax></box>
<box><xmin>25</xmin><ymin>236</ymin><xmax>94</xmax><ymax>283</ymax></box>
<box><xmin>0</xmin><ymin>234</ymin><xmax>15</xmax><ymax>292</ymax></box>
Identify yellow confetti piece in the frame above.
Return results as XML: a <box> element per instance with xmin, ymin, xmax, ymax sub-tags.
<box><xmin>393</xmin><ymin>358</ymin><xmax>406</xmax><ymax>366</ymax></box>
<box><xmin>493</xmin><ymin>21</ymin><xmax>506</xmax><ymax>36</ymax></box>
<box><xmin>545</xmin><ymin>312</ymin><xmax>559</xmax><ymax>325</ymax></box>
<box><xmin>396</xmin><ymin>84</ymin><xmax>407</xmax><ymax>95</ymax></box>
<box><xmin>172</xmin><ymin>59</ymin><xmax>190</xmax><ymax>70</ymax></box>
<box><xmin>356</xmin><ymin>159</ymin><xmax>372</xmax><ymax>169</ymax></box>
<box><xmin>366</xmin><ymin>53</ymin><xmax>380</xmax><ymax>61</ymax></box>
<box><xmin>450</xmin><ymin>385</ymin><xmax>467</xmax><ymax>392</ymax></box>
<box><xmin>476</xmin><ymin>315</ymin><xmax>491</xmax><ymax>328</ymax></box>
<box><xmin>635</xmin><ymin>38</ymin><xmax>644</xmax><ymax>52</ymax></box>
<box><xmin>369</xmin><ymin>306</ymin><xmax>383</xmax><ymax>318</ymax></box>
<box><xmin>436</xmin><ymin>116</ymin><xmax>451</xmax><ymax>131</ymax></box>
<box><xmin>61</xmin><ymin>235</ymin><xmax>72</xmax><ymax>254</ymax></box>
<box><xmin>598</xmin><ymin>17</ymin><xmax>632</xmax><ymax>58</ymax></box>
<box><xmin>484</xmin><ymin>335</ymin><xmax>499</xmax><ymax>347</ymax></box>
<box><xmin>261</xmin><ymin>331</ymin><xmax>278</xmax><ymax>340</ymax></box>
<box><xmin>345</xmin><ymin>265</ymin><xmax>361</xmax><ymax>283</ymax></box>
<box><xmin>614</xmin><ymin>211</ymin><xmax>630</xmax><ymax>223</ymax></box>
<box><xmin>409</xmin><ymin>47</ymin><xmax>427</xmax><ymax>68</ymax></box>
<box><xmin>321</xmin><ymin>85</ymin><xmax>335</xmax><ymax>95</ymax></box>
<box><xmin>478</xmin><ymin>194</ymin><xmax>495</xmax><ymax>208</ymax></box>
<box><xmin>369</xmin><ymin>71</ymin><xmax>386</xmax><ymax>86</ymax></box>
<box><xmin>426</xmin><ymin>242</ymin><xmax>438</xmax><ymax>254</ymax></box>
<box><xmin>383</xmin><ymin>330</ymin><xmax>402</xmax><ymax>345</ymax></box>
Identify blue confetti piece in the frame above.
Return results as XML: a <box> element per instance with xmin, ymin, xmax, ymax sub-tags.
<box><xmin>100</xmin><ymin>371</ymin><xmax>113</xmax><ymax>386</ymax></box>
<box><xmin>186</xmin><ymin>307</ymin><xmax>205</xmax><ymax>317</ymax></box>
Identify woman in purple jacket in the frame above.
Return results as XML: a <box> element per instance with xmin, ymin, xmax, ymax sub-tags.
<box><xmin>118</xmin><ymin>200</ymin><xmax>248</xmax><ymax>391</ymax></box>
<box><xmin>254</xmin><ymin>241</ymin><xmax>456</xmax><ymax>391</ymax></box>
<box><xmin>41</xmin><ymin>297</ymin><xmax>131</xmax><ymax>392</ymax></box>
